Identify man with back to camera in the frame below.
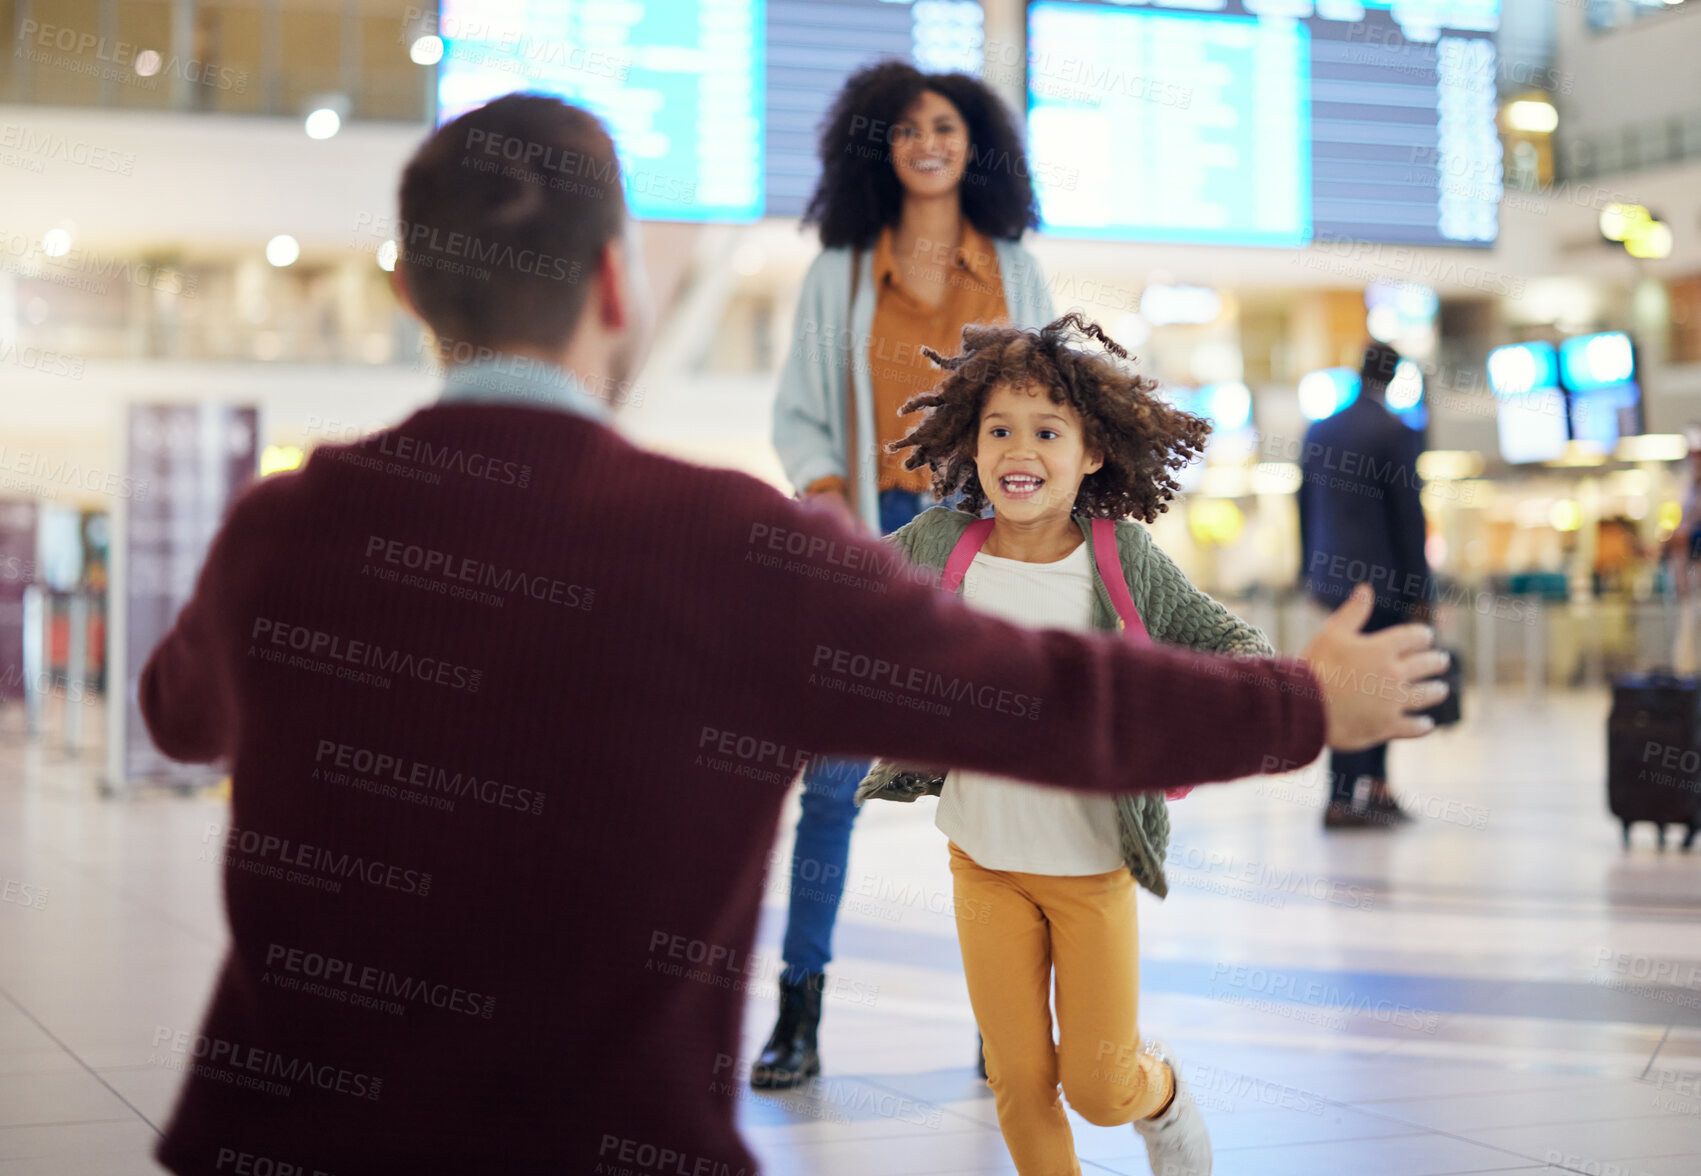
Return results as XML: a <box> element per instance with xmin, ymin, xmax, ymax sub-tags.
<box><xmin>1299</xmin><ymin>340</ymin><xmax>1435</xmax><ymax>829</ymax></box>
<box><xmin>140</xmin><ymin>95</ymin><xmax>1447</xmax><ymax>1175</ymax></box>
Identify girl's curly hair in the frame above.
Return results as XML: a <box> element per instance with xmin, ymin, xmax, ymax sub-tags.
<box><xmin>804</xmin><ymin>61</ymin><xmax>1040</xmax><ymax>249</ymax></box>
<box><xmin>889</xmin><ymin>313</ymin><xmax>1211</xmax><ymax>522</ymax></box>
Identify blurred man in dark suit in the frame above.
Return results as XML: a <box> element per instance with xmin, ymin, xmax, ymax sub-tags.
<box><xmin>1300</xmin><ymin>341</ymin><xmax>1433</xmax><ymax>829</ymax></box>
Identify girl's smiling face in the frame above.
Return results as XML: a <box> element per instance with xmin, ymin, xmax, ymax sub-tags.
<box><xmin>975</xmin><ymin>381</ymin><xmax>1103</xmax><ymax>522</ymax></box>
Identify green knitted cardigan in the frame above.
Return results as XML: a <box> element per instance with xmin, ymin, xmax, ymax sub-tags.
<box><xmin>852</xmin><ymin>506</ymin><xmax>1273</xmax><ymax>898</ymax></box>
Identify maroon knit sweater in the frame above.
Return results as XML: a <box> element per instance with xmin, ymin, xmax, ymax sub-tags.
<box><xmin>143</xmin><ymin>402</ymin><xmax>1324</xmax><ymax>1176</ymax></box>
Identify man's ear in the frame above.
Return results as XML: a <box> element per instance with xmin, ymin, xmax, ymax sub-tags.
<box><xmin>388</xmin><ymin>260</ymin><xmax>417</xmax><ymax>317</ymax></box>
<box><xmin>594</xmin><ymin>239</ymin><xmax>629</xmax><ymax>332</ymax></box>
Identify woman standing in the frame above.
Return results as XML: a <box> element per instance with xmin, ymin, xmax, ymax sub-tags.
<box><xmin>758</xmin><ymin>60</ymin><xmax>1055</xmax><ymax>1089</ymax></box>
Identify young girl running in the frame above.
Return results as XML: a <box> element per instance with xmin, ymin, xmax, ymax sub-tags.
<box><xmin>858</xmin><ymin>313</ymin><xmax>1269</xmax><ymax>1176</ymax></box>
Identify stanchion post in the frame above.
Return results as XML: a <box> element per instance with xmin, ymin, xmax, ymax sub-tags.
<box><xmin>1475</xmin><ymin>592</ymin><xmax>1496</xmax><ymax>706</ymax></box>
<box><xmin>1525</xmin><ymin>597</ymin><xmax>1545</xmax><ymax>700</ymax></box>
<box><xmin>21</xmin><ymin>584</ymin><xmax>44</xmax><ymax>738</ymax></box>
<box><xmin>66</xmin><ymin>591</ymin><xmax>88</xmax><ymax>754</ymax></box>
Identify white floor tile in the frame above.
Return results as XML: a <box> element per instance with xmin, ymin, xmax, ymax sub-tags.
<box><xmin>4</xmin><ymin>690</ymin><xmax>1701</xmax><ymax>1173</ymax></box>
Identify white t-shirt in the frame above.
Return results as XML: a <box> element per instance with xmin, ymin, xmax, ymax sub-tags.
<box><xmin>934</xmin><ymin>540</ymin><xmax>1125</xmax><ymax>875</ymax></box>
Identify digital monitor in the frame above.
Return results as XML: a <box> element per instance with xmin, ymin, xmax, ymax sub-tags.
<box><xmin>1560</xmin><ymin>331</ymin><xmax>1641</xmax><ymax>450</ymax></box>
<box><xmin>1026</xmin><ymin>0</ymin><xmax>1501</xmax><ymax>248</ymax></box>
<box><xmin>1559</xmin><ymin>331</ymin><xmax>1635</xmax><ymax>391</ymax></box>
<box><xmin>435</xmin><ymin>0</ymin><xmax>985</xmax><ymax>222</ymax></box>
<box><xmin>1488</xmin><ymin>342</ymin><xmax>1568</xmax><ymax>465</ymax></box>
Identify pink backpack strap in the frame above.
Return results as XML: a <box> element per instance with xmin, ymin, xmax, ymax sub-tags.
<box><xmin>944</xmin><ymin>516</ymin><xmax>1179</xmax><ymax>794</ymax></box>
<box><xmin>1091</xmin><ymin>518</ymin><xmax>1150</xmax><ymax>644</ymax></box>
<box><xmin>940</xmin><ymin>517</ymin><xmax>996</xmax><ymax>593</ymax></box>
<box><xmin>943</xmin><ymin>518</ymin><xmax>1150</xmax><ymax>644</ymax></box>
<box><xmin>1090</xmin><ymin>519</ymin><xmax>1186</xmax><ymax>796</ymax></box>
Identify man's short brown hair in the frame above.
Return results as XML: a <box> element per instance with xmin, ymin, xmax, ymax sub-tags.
<box><xmin>397</xmin><ymin>93</ymin><xmax>627</xmax><ymax>352</ymax></box>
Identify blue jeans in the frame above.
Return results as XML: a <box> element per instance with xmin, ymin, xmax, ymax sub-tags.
<box><xmin>780</xmin><ymin>487</ymin><xmax>932</xmax><ymax>983</ymax></box>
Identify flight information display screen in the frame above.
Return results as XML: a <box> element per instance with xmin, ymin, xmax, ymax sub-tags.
<box><xmin>767</xmin><ymin>0</ymin><xmax>985</xmax><ymax>216</ymax></box>
<box><xmin>1560</xmin><ymin>331</ymin><xmax>1642</xmax><ymax>450</ymax></box>
<box><xmin>436</xmin><ymin>0</ymin><xmax>986</xmax><ymax>222</ymax></box>
<box><xmin>1488</xmin><ymin>341</ymin><xmax>1568</xmax><ymax>465</ymax></box>
<box><xmin>1026</xmin><ymin>0</ymin><xmax>1501</xmax><ymax>248</ymax></box>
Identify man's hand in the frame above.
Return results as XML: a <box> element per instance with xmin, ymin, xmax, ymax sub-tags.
<box><xmin>1302</xmin><ymin>584</ymin><xmax>1450</xmax><ymax>751</ymax></box>
<box><xmin>802</xmin><ymin>487</ymin><xmax>864</xmax><ymax>535</ymax></box>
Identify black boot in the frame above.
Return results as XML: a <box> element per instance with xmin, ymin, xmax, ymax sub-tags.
<box><xmin>750</xmin><ymin>972</ymin><xmax>824</xmax><ymax>1091</ymax></box>
<box><xmin>1364</xmin><ymin>778</ymin><xmax>1414</xmax><ymax>825</ymax></box>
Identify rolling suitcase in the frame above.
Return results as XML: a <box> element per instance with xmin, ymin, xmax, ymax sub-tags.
<box><xmin>1607</xmin><ymin>672</ymin><xmax>1701</xmax><ymax>850</ymax></box>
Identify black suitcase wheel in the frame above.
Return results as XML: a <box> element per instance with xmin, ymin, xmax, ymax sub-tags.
<box><xmin>1622</xmin><ymin>820</ymin><xmax>1633</xmax><ymax>850</ymax></box>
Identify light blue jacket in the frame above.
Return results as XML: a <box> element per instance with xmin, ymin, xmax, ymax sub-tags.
<box><xmin>771</xmin><ymin>240</ymin><xmax>1057</xmax><ymax>531</ymax></box>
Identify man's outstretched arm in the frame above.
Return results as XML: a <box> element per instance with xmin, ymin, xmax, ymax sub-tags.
<box><xmin>139</xmin><ymin>550</ymin><xmax>235</xmax><ymax>765</ymax></box>
<box><xmin>718</xmin><ymin>491</ymin><xmax>1445</xmax><ymax>798</ymax></box>
<box><xmin>137</xmin><ymin>481</ymin><xmax>279</xmax><ymax>764</ymax></box>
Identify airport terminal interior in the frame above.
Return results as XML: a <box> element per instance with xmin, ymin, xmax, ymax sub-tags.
<box><xmin>4</xmin><ymin>0</ymin><xmax>1701</xmax><ymax>1173</ymax></box>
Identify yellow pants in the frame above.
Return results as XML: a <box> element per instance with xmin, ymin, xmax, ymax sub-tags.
<box><xmin>949</xmin><ymin>841</ymin><xmax>1173</xmax><ymax>1176</ymax></box>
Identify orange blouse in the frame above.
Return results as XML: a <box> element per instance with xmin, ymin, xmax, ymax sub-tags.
<box><xmin>807</xmin><ymin>224</ymin><xmax>1009</xmax><ymax>498</ymax></box>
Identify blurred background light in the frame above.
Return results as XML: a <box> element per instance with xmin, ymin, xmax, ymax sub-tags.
<box><xmin>265</xmin><ymin>235</ymin><xmax>300</xmax><ymax>267</ymax></box>
<box><xmin>1140</xmin><ymin>285</ymin><xmax>1222</xmax><ymax>326</ymax></box>
<box><xmin>1549</xmin><ymin>499</ymin><xmax>1583</xmax><ymax>531</ymax></box>
<box><xmin>305</xmin><ymin>108</ymin><xmax>342</xmax><ymax>140</ymax></box>
<box><xmin>1616</xmin><ymin>434</ymin><xmax>1688</xmax><ymax>462</ymax></box>
<box><xmin>1187</xmin><ymin>498</ymin><xmax>1245</xmax><ymax>545</ymax></box>
<box><xmin>410</xmin><ymin>36</ymin><xmax>446</xmax><ymax>66</ymax></box>
<box><xmin>1503</xmin><ymin>100</ymin><xmax>1558</xmax><ymax>133</ymax></box>
<box><xmin>260</xmin><ymin>445</ymin><xmax>305</xmax><ymax>476</ymax></box>
<box><xmin>1298</xmin><ymin>368</ymin><xmax>1357</xmax><ymax>421</ymax></box>
<box><xmin>1624</xmin><ymin>220</ymin><xmax>1673</xmax><ymax>259</ymax></box>
<box><xmin>1387</xmin><ymin>359</ymin><xmax>1424</xmax><ymax>411</ymax></box>
<box><xmin>1202</xmin><ymin>382</ymin><xmax>1252</xmax><ymax>432</ymax></box>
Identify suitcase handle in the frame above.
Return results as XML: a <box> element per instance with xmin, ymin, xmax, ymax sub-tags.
<box><xmin>1638</xmin><ymin>669</ymin><xmax>1692</xmax><ymax>688</ymax></box>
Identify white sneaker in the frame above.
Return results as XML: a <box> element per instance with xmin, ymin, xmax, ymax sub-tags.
<box><xmin>1132</xmin><ymin>1042</ymin><xmax>1211</xmax><ymax>1176</ymax></box>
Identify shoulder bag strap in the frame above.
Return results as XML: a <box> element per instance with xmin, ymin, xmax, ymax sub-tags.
<box><xmin>1091</xmin><ymin>518</ymin><xmax>1150</xmax><ymax>644</ymax></box>
<box><xmin>842</xmin><ymin>248</ymin><xmax>863</xmax><ymax>524</ymax></box>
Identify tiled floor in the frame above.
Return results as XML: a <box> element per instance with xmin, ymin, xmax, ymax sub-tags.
<box><xmin>3</xmin><ymin>688</ymin><xmax>1700</xmax><ymax>1174</ymax></box>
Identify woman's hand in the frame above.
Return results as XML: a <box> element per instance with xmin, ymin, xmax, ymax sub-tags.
<box><xmin>1302</xmin><ymin>584</ymin><xmax>1451</xmax><ymax>751</ymax></box>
